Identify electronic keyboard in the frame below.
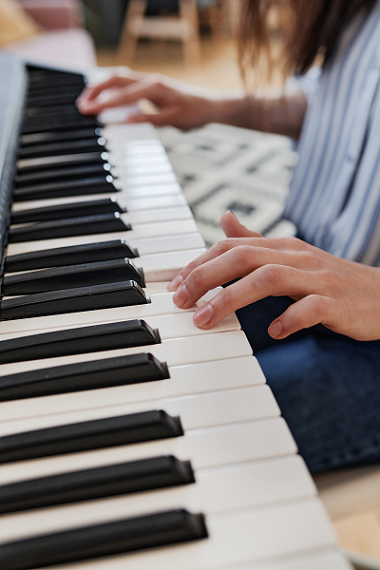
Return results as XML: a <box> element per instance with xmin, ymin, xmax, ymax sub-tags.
<box><xmin>0</xmin><ymin>51</ymin><xmax>352</xmax><ymax>570</ymax></box>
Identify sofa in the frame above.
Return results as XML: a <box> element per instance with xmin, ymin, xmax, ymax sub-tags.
<box><xmin>2</xmin><ymin>0</ymin><xmax>96</xmax><ymax>70</ymax></box>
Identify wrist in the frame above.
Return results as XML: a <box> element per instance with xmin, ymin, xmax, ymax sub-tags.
<box><xmin>205</xmin><ymin>96</ymin><xmax>250</xmax><ymax>127</ymax></box>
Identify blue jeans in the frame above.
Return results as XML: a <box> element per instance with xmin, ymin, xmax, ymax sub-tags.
<box><xmin>236</xmin><ymin>297</ymin><xmax>380</xmax><ymax>474</ymax></box>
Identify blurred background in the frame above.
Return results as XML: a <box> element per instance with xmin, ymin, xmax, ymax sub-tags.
<box><xmin>83</xmin><ymin>0</ymin><xmax>245</xmax><ymax>90</ymax></box>
<box><xmin>1</xmin><ymin>2</ymin><xmax>380</xmax><ymax>567</ymax></box>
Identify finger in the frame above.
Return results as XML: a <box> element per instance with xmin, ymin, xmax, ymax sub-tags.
<box><xmin>172</xmin><ymin>241</ymin><xmax>330</xmax><ymax>310</ymax></box>
<box><xmin>172</xmin><ymin>247</ymin><xmax>252</xmax><ymax>309</ymax></box>
<box><xmin>127</xmin><ymin>107</ymin><xmax>180</xmax><ymax>127</ymax></box>
<box><xmin>191</xmin><ymin>265</ymin><xmax>326</xmax><ymax>329</ymax></box>
<box><xmin>77</xmin><ymin>75</ymin><xmax>135</xmax><ymax>106</ymax></box>
<box><xmin>167</xmin><ymin>241</ymin><xmax>241</xmax><ymax>292</ymax></box>
<box><xmin>268</xmin><ymin>294</ymin><xmax>337</xmax><ymax>339</ymax></box>
<box><xmin>167</xmin><ymin>237</ymin><xmax>268</xmax><ymax>293</ymax></box>
<box><xmin>220</xmin><ymin>210</ymin><xmax>263</xmax><ymax>238</ymax></box>
<box><xmin>78</xmin><ymin>81</ymin><xmax>167</xmax><ymax>115</ymax></box>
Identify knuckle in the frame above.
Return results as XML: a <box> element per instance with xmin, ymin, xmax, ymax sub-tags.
<box><xmin>308</xmin><ymin>294</ymin><xmax>328</xmax><ymax>316</ymax></box>
<box><xmin>259</xmin><ymin>263</ymin><xmax>282</xmax><ymax>286</ymax></box>
<box><xmin>188</xmin><ymin>264</ymin><xmax>208</xmax><ymax>289</ymax></box>
<box><xmin>211</xmin><ymin>239</ymin><xmax>235</xmax><ymax>256</ymax></box>
<box><xmin>298</xmin><ymin>250</ymin><xmax>320</xmax><ymax>269</ymax></box>
<box><xmin>231</xmin><ymin>244</ymin><xmax>254</xmax><ymax>265</ymax></box>
<box><xmin>281</xmin><ymin>236</ymin><xmax>304</xmax><ymax>250</ymax></box>
<box><xmin>148</xmin><ymin>75</ymin><xmax>165</xmax><ymax>89</ymax></box>
<box><xmin>219</xmin><ymin>285</ymin><xmax>235</xmax><ymax>311</ymax></box>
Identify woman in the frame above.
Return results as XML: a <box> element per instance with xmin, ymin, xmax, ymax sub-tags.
<box><xmin>78</xmin><ymin>0</ymin><xmax>380</xmax><ymax>473</ymax></box>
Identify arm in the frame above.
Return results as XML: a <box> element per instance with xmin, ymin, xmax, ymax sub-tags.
<box><xmin>167</xmin><ymin>211</ymin><xmax>380</xmax><ymax>341</ymax></box>
<box><xmin>77</xmin><ymin>71</ymin><xmax>307</xmax><ymax>138</ymax></box>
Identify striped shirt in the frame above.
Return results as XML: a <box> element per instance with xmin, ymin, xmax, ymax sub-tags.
<box><xmin>284</xmin><ymin>1</ymin><xmax>380</xmax><ymax>265</ymax></box>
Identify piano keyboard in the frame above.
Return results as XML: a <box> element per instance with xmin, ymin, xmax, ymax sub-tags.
<box><xmin>0</xmin><ymin>55</ymin><xmax>352</xmax><ymax>570</ymax></box>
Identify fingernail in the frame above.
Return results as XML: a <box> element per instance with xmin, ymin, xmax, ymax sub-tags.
<box><xmin>227</xmin><ymin>210</ymin><xmax>238</xmax><ymax>220</ymax></box>
<box><xmin>172</xmin><ymin>284</ymin><xmax>189</xmax><ymax>307</ymax></box>
<box><xmin>268</xmin><ymin>321</ymin><xmax>283</xmax><ymax>338</ymax></box>
<box><xmin>78</xmin><ymin>101</ymin><xmax>92</xmax><ymax>111</ymax></box>
<box><xmin>167</xmin><ymin>274</ymin><xmax>184</xmax><ymax>292</ymax></box>
<box><xmin>194</xmin><ymin>303</ymin><xmax>214</xmax><ymax>327</ymax></box>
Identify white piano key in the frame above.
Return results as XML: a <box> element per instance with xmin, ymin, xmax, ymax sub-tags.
<box><xmin>98</xmin><ymin>105</ymin><xmax>147</xmax><ymax>126</ymax></box>
<box><xmin>207</xmin><ymin>549</ymin><xmax>353</xmax><ymax>570</ymax></box>
<box><xmin>0</xmin><ymin>330</ymin><xmax>253</xmax><ymax>378</ymax></box>
<box><xmin>0</xmin><ymin>291</ymin><xmax>208</xmax><ymax>335</ymax></box>
<box><xmin>23</xmin><ymin>499</ymin><xmax>336</xmax><ymax>570</ymax></box>
<box><xmin>0</xmin><ymin>456</ymin><xmax>316</xmax><ymax>542</ymax></box>
<box><xmin>0</xmin><ymin>383</ymin><xmax>278</xmax><ymax>436</ymax></box>
<box><xmin>126</xmin><ymin>218</ymin><xmax>199</xmax><ymax>238</ymax></box>
<box><xmin>117</xmin><ymin>162</ymin><xmax>173</xmax><ymax>175</ymax></box>
<box><xmin>6</xmin><ymin>231</ymin><xmax>205</xmax><ymax>257</ymax></box>
<box><xmin>101</xmin><ymin>122</ymin><xmax>158</xmax><ymax>143</ymax></box>
<box><xmin>120</xmin><ymin>206</ymin><xmax>192</xmax><ymax>225</ymax></box>
<box><xmin>11</xmin><ymin>192</ymin><xmax>189</xmax><ymax>213</ymax></box>
<box><xmin>123</xmin><ymin>154</ymin><xmax>171</xmax><ymax>167</ymax></box>
<box><xmin>112</xmin><ymin>181</ymin><xmax>183</xmax><ymax>197</ymax></box>
<box><xmin>112</xmin><ymin>171</ymin><xmax>177</xmax><ymax>188</ymax></box>
<box><xmin>0</xmin><ymin>309</ymin><xmax>240</xmax><ymax>342</ymax></box>
<box><xmin>3</xmin><ymin>249</ymin><xmax>205</xmax><ymax>293</ymax></box>
<box><xmin>6</xmin><ymin>219</ymin><xmax>201</xmax><ymax>256</ymax></box>
<box><xmin>0</xmin><ymin>417</ymin><xmax>297</xmax><ymax>485</ymax></box>
<box><xmin>134</xmin><ymin>233</ymin><xmax>205</xmax><ymax>255</ymax></box>
<box><xmin>9</xmin><ymin>207</ymin><xmax>193</xmax><ymax>235</ymax></box>
<box><xmin>140</xmin><ymin>249</ymin><xmax>206</xmax><ymax>281</ymax></box>
<box><xmin>0</xmin><ymin>356</ymin><xmax>265</xmax><ymax>423</ymax></box>
<box><xmin>143</xmin><ymin>281</ymin><xmax>172</xmax><ymax>294</ymax></box>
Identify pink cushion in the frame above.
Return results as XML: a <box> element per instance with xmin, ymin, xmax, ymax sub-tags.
<box><xmin>3</xmin><ymin>28</ymin><xmax>96</xmax><ymax>69</ymax></box>
<box><xmin>17</xmin><ymin>0</ymin><xmax>83</xmax><ymax>29</ymax></box>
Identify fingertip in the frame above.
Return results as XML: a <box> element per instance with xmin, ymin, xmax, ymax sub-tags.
<box><xmin>268</xmin><ymin>320</ymin><xmax>283</xmax><ymax>339</ymax></box>
<box><xmin>172</xmin><ymin>284</ymin><xmax>189</xmax><ymax>308</ymax></box>
<box><xmin>167</xmin><ymin>274</ymin><xmax>184</xmax><ymax>292</ymax></box>
<box><xmin>77</xmin><ymin>100</ymin><xmax>95</xmax><ymax>114</ymax></box>
<box><xmin>193</xmin><ymin>303</ymin><xmax>214</xmax><ymax>327</ymax></box>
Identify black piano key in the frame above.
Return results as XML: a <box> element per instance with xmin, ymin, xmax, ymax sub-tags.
<box><xmin>27</xmin><ymin>69</ymin><xmax>85</xmax><ymax>87</ymax></box>
<box><xmin>26</xmin><ymin>91</ymin><xmax>88</xmax><ymax>107</ymax></box>
<box><xmin>27</xmin><ymin>81</ymin><xmax>85</xmax><ymax>95</ymax></box>
<box><xmin>14</xmin><ymin>163</ymin><xmax>111</xmax><ymax>187</ymax></box>
<box><xmin>16</xmin><ymin>151</ymin><xmax>108</xmax><ymax>173</ymax></box>
<box><xmin>28</xmin><ymin>74</ymin><xmax>84</xmax><ymax>86</ymax></box>
<box><xmin>0</xmin><ymin>280</ymin><xmax>148</xmax><ymax>321</ymax></box>
<box><xmin>18</xmin><ymin>137</ymin><xmax>106</xmax><ymax>159</ymax></box>
<box><xmin>8</xmin><ymin>212</ymin><xmax>131</xmax><ymax>242</ymax></box>
<box><xmin>0</xmin><ymin>410</ymin><xmax>184</xmax><ymax>463</ymax></box>
<box><xmin>21</xmin><ymin>114</ymin><xmax>99</xmax><ymax>134</ymax></box>
<box><xmin>2</xmin><ymin>259</ymin><xmax>144</xmax><ymax>296</ymax></box>
<box><xmin>12</xmin><ymin>174</ymin><xmax>115</xmax><ymax>200</ymax></box>
<box><xmin>0</xmin><ymin>455</ymin><xmax>194</xmax><ymax>513</ymax></box>
<box><xmin>28</xmin><ymin>80</ymin><xmax>84</xmax><ymax>94</ymax></box>
<box><xmin>0</xmin><ymin>352</ymin><xmax>169</xmax><ymax>401</ymax></box>
<box><xmin>20</xmin><ymin>127</ymin><xmax>102</xmax><ymax>146</ymax></box>
<box><xmin>0</xmin><ymin>509</ymin><xmax>207</xmax><ymax>570</ymax></box>
<box><xmin>10</xmin><ymin>197</ymin><xmax>125</xmax><ymax>224</ymax></box>
<box><xmin>0</xmin><ymin>319</ymin><xmax>160</xmax><ymax>364</ymax></box>
<box><xmin>4</xmin><ymin>240</ymin><xmax>138</xmax><ymax>272</ymax></box>
<box><xmin>25</xmin><ymin>104</ymin><xmax>83</xmax><ymax>119</ymax></box>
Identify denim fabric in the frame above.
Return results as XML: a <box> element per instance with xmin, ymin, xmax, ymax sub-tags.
<box><xmin>236</xmin><ymin>298</ymin><xmax>380</xmax><ymax>474</ymax></box>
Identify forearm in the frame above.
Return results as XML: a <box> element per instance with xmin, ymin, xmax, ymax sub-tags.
<box><xmin>209</xmin><ymin>90</ymin><xmax>307</xmax><ymax>139</ymax></box>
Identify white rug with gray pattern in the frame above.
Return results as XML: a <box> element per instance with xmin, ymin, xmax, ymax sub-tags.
<box><xmin>157</xmin><ymin>123</ymin><xmax>298</xmax><ymax>247</ymax></box>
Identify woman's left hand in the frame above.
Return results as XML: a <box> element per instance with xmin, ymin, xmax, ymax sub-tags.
<box><xmin>167</xmin><ymin>211</ymin><xmax>380</xmax><ymax>341</ymax></box>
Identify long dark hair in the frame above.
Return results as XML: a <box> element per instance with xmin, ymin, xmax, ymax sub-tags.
<box><xmin>238</xmin><ymin>0</ymin><xmax>377</xmax><ymax>82</ymax></box>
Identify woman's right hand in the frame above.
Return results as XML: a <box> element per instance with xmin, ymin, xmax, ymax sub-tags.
<box><xmin>76</xmin><ymin>70</ymin><xmax>219</xmax><ymax>130</ymax></box>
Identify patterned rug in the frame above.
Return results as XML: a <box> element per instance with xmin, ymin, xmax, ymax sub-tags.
<box><xmin>157</xmin><ymin>123</ymin><xmax>298</xmax><ymax>247</ymax></box>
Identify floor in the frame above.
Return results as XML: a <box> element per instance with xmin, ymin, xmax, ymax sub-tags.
<box><xmin>96</xmin><ymin>31</ymin><xmax>380</xmax><ymax>570</ymax></box>
<box><xmin>96</xmin><ymin>33</ymin><xmax>282</xmax><ymax>91</ymax></box>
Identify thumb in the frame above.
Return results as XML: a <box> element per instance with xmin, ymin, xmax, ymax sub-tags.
<box><xmin>220</xmin><ymin>210</ymin><xmax>263</xmax><ymax>238</ymax></box>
